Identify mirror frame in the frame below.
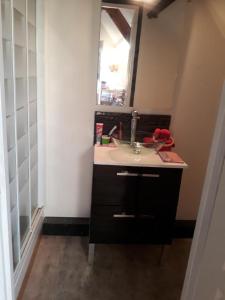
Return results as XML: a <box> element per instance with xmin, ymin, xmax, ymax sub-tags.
<box><xmin>100</xmin><ymin>0</ymin><xmax>143</xmax><ymax>107</ymax></box>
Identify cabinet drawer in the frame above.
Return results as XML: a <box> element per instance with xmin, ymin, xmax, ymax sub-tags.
<box><xmin>92</xmin><ymin>165</ymin><xmax>182</xmax><ymax>207</ymax></box>
<box><xmin>90</xmin><ymin>217</ymin><xmax>171</xmax><ymax>244</ymax></box>
<box><xmin>92</xmin><ymin>205</ymin><xmax>136</xmax><ymax>217</ymax></box>
<box><xmin>91</xmin><ymin>204</ymin><xmax>167</xmax><ymax>221</ymax></box>
<box><xmin>90</xmin><ymin>206</ymin><xmax>172</xmax><ymax>244</ymax></box>
<box><xmin>90</xmin><ymin>215</ymin><xmax>137</xmax><ymax>243</ymax></box>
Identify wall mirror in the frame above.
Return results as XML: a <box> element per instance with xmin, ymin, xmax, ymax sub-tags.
<box><xmin>96</xmin><ymin>1</ymin><xmax>143</xmax><ymax>107</ymax></box>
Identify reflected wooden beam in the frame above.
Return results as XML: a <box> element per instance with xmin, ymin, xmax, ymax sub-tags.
<box><xmin>147</xmin><ymin>0</ymin><xmax>176</xmax><ymax>18</ymax></box>
<box><xmin>103</xmin><ymin>7</ymin><xmax>131</xmax><ymax>42</ymax></box>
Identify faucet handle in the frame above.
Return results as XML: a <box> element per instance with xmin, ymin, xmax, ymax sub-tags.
<box><xmin>132</xmin><ymin>110</ymin><xmax>139</xmax><ymax>117</ymax></box>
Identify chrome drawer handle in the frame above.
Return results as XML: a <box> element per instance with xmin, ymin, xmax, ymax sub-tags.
<box><xmin>141</xmin><ymin>174</ymin><xmax>160</xmax><ymax>178</ymax></box>
<box><xmin>138</xmin><ymin>214</ymin><xmax>155</xmax><ymax>219</ymax></box>
<box><xmin>117</xmin><ymin>171</ymin><xmax>138</xmax><ymax>177</ymax></box>
<box><xmin>117</xmin><ymin>172</ymin><xmax>160</xmax><ymax>178</ymax></box>
<box><xmin>113</xmin><ymin>213</ymin><xmax>135</xmax><ymax>218</ymax></box>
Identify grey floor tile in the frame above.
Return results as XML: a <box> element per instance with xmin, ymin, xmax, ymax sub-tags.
<box><xmin>21</xmin><ymin>236</ymin><xmax>191</xmax><ymax>300</ymax></box>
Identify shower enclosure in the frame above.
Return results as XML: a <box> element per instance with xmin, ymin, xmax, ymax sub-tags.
<box><xmin>0</xmin><ymin>0</ymin><xmax>44</xmax><ymax>297</ymax></box>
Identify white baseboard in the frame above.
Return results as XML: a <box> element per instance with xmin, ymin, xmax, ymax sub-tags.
<box><xmin>14</xmin><ymin>208</ymin><xmax>44</xmax><ymax>299</ymax></box>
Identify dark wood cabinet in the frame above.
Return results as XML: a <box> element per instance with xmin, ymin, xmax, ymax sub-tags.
<box><xmin>89</xmin><ymin>164</ymin><xmax>183</xmax><ymax>245</ymax></box>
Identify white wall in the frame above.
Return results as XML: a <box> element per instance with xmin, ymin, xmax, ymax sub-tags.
<box><xmin>134</xmin><ymin>0</ymin><xmax>187</xmax><ymax>113</ymax></box>
<box><xmin>207</xmin><ymin>0</ymin><xmax>225</xmax><ymax>40</ymax></box>
<box><xmin>172</xmin><ymin>0</ymin><xmax>225</xmax><ymax>219</ymax></box>
<box><xmin>44</xmin><ymin>0</ymin><xmax>100</xmax><ymax>217</ymax></box>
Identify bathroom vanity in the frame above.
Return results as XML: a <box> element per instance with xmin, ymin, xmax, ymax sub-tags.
<box><xmin>89</xmin><ymin>144</ymin><xmax>187</xmax><ymax>262</ymax></box>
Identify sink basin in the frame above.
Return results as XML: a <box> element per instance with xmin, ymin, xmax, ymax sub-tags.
<box><xmin>112</xmin><ymin>138</ymin><xmax>130</xmax><ymax>147</ymax></box>
<box><xmin>112</xmin><ymin>137</ymin><xmax>160</xmax><ymax>150</ymax></box>
<box><xmin>109</xmin><ymin>143</ymin><xmax>156</xmax><ymax>164</ymax></box>
<box><xmin>94</xmin><ymin>143</ymin><xmax>187</xmax><ymax>168</ymax></box>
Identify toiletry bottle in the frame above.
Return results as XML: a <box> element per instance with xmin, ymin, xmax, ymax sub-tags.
<box><xmin>96</xmin><ymin>123</ymin><xmax>104</xmax><ymax>145</ymax></box>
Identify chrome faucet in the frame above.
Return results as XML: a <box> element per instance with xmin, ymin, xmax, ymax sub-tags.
<box><xmin>130</xmin><ymin>110</ymin><xmax>140</xmax><ymax>145</ymax></box>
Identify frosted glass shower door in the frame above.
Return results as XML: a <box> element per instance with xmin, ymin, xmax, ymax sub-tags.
<box><xmin>1</xmin><ymin>0</ymin><xmax>20</xmax><ymax>270</ymax></box>
<box><xmin>0</xmin><ymin>0</ymin><xmax>39</xmax><ymax>271</ymax></box>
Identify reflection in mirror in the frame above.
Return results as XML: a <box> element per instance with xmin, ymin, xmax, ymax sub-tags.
<box><xmin>97</xmin><ymin>1</ymin><xmax>142</xmax><ymax>107</ymax></box>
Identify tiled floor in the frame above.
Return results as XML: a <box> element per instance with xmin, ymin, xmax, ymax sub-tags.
<box><xmin>21</xmin><ymin>236</ymin><xmax>191</xmax><ymax>300</ymax></box>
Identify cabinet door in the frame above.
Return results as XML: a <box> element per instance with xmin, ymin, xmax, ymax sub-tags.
<box><xmin>92</xmin><ymin>165</ymin><xmax>138</xmax><ymax>212</ymax></box>
<box><xmin>137</xmin><ymin>168</ymin><xmax>182</xmax><ymax>216</ymax></box>
<box><xmin>136</xmin><ymin>167</ymin><xmax>183</xmax><ymax>243</ymax></box>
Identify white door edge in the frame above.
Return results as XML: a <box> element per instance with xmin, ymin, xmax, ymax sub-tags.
<box><xmin>181</xmin><ymin>81</ymin><xmax>225</xmax><ymax>300</ymax></box>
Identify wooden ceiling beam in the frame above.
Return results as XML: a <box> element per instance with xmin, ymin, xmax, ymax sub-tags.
<box><xmin>103</xmin><ymin>7</ymin><xmax>131</xmax><ymax>43</ymax></box>
<box><xmin>147</xmin><ymin>0</ymin><xmax>176</xmax><ymax>19</ymax></box>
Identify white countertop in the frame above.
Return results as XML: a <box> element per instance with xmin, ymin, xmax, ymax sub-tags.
<box><xmin>94</xmin><ymin>145</ymin><xmax>188</xmax><ymax>169</ymax></box>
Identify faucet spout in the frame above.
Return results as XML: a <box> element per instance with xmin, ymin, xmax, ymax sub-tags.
<box><xmin>130</xmin><ymin>110</ymin><xmax>139</xmax><ymax>145</ymax></box>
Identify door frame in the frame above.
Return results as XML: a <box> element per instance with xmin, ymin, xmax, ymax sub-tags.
<box><xmin>181</xmin><ymin>82</ymin><xmax>225</xmax><ymax>299</ymax></box>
